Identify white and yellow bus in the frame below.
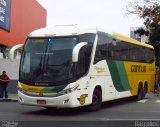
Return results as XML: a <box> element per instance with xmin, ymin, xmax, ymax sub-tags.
<box><xmin>10</xmin><ymin>27</ymin><xmax>155</xmax><ymax>111</ymax></box>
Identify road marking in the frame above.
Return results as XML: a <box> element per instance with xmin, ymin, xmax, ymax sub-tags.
<box><xmin>155</xmin><ymin>100</ymin><xmax>160</xmax><ymax>103</ymax></box>
<box><xmin>137</xmin><ymin>99</ymin><xmax>160</xmax><ymax>104</ymax></box>
<box><xmin>138</xmin><ymin>99</ymin><xmax>148</xmax><ymax>103</ymax></box>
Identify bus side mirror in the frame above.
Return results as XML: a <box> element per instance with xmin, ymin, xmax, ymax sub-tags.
<box><xmin>10</xmin><ymin>44</ymin><xmax>24</xmax><ymax>62</ymax></box>
<box><xmin>72</xmin><ymin>42</ymin><xmax>88</xmax><ymax>62</ymax></box>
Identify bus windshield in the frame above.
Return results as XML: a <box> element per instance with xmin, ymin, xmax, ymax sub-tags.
<box><xmin>20</xmin><ymin>37</ymin><xmax>77</xmax><ymax>86</ymax></box>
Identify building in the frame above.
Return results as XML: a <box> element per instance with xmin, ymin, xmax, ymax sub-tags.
<box><xmin>0</xmin><ymin>0</ymin><xmax>46</xmax><ymax>58</ymax></box>
<box><xmin>130</xmin><ymin>27</ymin><xmax>149</xmax><ymax>43</ymax></box>
<box><xmin>0</xmin><ymin>0</ymin><xmax>46</xmax><ymax>93</ymax></box>
<box><xmin>130</xmin><ymin>27</ymin><xmax>141</xmax><ymax>42</ymax></box>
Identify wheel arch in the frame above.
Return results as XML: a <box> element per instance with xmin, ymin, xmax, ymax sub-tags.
<box><xmin>86</xmin><ymin>84</ymin><xmax>103</xmax><ymax>111</ymax></box>
<box><xmin>88</xmin><ymin>84</ymin><xmax>103</xmax><ymax>104</ymax></box>
<box><xmin>138</xmin><ymin>81</ymin><xmax>143</xmax><ymax>90</ymax></box>
<box><xmin>135</xmin><ymin>81</ymin><xmax>143</xmax><ymax>101</ymax></box>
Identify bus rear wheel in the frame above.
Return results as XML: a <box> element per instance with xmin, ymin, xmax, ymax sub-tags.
<box><xmin>86</xmin><ymin>88</ymin><xmax>102</xmax><ymax>112</ymax></box>
<box><xmin>142</xmin><ymin>84</ymin><xmax>148</xmax><ymax>99</ymax></box>
<box><xmin>136</xmin><ymin>85</ymin><xmax>143</xmax><ymax>101</ymax></box>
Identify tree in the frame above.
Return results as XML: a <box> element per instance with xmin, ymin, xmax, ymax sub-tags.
<box><xmin>125</xmin><ymin>0</ymin><xmax>160</xmax><ymax>65</ymax></box>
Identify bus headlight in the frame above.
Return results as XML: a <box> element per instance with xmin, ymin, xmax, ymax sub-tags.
<box><xmin>17</xmin><ymin>83</ymin><xmax>23</xmax><ymax>92</ymax></box>
<box><xmin>59</xmin><ymin>84</ymin><xmax>79</xmax><ymax>95</ymax></box>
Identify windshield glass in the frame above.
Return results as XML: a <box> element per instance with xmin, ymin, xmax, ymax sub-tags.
<box><xmin>20</xmin><ymin>37</ymin><xmax>77</xmax><ymax>85</ymax></box>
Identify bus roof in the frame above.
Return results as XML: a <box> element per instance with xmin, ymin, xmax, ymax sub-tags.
<box><xmin>112</xmin><ymin>32</ymin><xmax>154</xmax><ymax>49</ymax></box>
<box><xmin>29</xmin><ymin>26</ymin><xmax>97</xmax><ymax>37</ymax></box>
<box><xmin>29</xmin><ymin>26</ymin><xmax>153</xmax><ymax>49</ymax></box>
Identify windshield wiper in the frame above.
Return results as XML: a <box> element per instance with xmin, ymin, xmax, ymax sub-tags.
<box><xmin>29</xmin><ymin>54</ymin><xmax>44</xmax><ymax>81</ymax></box>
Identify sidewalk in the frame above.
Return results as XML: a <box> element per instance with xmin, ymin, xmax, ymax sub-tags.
<box><xmin>0</xmin><ymin>93</ymin><xmax>18</xmax><ymax>102</ymax></box>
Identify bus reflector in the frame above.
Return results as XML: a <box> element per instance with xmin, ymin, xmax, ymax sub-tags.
<box><xmin>37</xmin><ymin>100</ymin><xmax>46</xmax><ymax>104</ymax></box>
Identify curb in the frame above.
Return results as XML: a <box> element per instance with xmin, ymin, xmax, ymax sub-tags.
<box><xmin>0</xmin><ymin>99</ymin><xmax>18</xmax><ymax>102</ymax></box>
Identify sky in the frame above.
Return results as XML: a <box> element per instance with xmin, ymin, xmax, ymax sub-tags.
<box><xmin>37</xmin><ymin>0</ymin><xmax>144</xmax><ymax>37</ymax></box>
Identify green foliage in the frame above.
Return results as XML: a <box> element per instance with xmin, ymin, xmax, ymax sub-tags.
<box><xmin>125</xmin><ymin>0</ymin><xmax>160</xmax><ymax>65</ymax></box>
<box><xmin>134</xmin><ymin>28</ymin><xmax>149</xmax><ymax>36</ymax></box>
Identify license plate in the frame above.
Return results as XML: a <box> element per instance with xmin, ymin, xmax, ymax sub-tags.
<box><xmin>37</xmin><ymin>100</ymin><xmax>46</xmax><ymax>104</ymax></box>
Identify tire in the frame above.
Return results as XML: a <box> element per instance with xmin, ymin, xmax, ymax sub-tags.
<box><xmin>142</xmin><ymin>85</ymin><xmax>147</xmax><ymax>99</ymax></box>
<box><xmin>86</xmin><ymin>89</ymin><xmax>102</xmax><ymax>112</ymax></box>
<box><xmin>136</xmin><ymin>86</ymin><xmax>143</xmax><ymax>101</ymax></box>
<box><xmin>44</xmin><ymin>107</ymin><xmax>57</xmax><ymax>110</ymax></box>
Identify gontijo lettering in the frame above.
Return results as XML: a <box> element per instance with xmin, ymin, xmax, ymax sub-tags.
<box><xmin>131</xmin><ymin>65</ymin><xmax>146</xmax><ymax>72</ymax></box>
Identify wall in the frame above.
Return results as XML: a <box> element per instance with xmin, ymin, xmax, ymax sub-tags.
<box><xmin>0</xmin><ymin>0</ymin><xmax>46</xmax><ymax>47</ymax></box>
<box><xmin>0</xmin><ymin>0</ymin><xmax>47</xmax><ymax>93</ymax></box>
<box><xmin>0</xmin><ymin>59</ymin><xmax>20</xmax><ymax>93</ymax></box>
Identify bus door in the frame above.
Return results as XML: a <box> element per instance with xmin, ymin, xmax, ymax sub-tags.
<box><xmin>104</xmin><ymin>76</ymin><xmax>116</xmax><ymax>100</ymax></box>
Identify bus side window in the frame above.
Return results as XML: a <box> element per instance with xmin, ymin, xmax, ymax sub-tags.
<box><xmin>76</xmin><ymin>45</ymin><xmax>92</xmax><ymax>78</ymax></box>
<box><xmin>76</xmin><ymin>47</ymin><xmax>86</xmax><ymax>77</ymax></box>
<box><xmin>145</xmin><ymin>48</ymin><xmax>155</xmax><ymax>63</ymax></box>
<box><xmin>107</xmin><ymin>38</ymin><xmax>118</xmax><ymax>60</ymax></box>
<box><xmin>94</xmin><ymin>32</ymin><xmax>108</xmax><ymax>64</ymax></box>
<box><xmin>85</xmin><ymin>45</ymin><xmax>92</xmax><ymax>69</ymax></box>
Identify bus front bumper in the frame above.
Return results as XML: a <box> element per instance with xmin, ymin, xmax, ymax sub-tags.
<box><xmin>17</xmin><ymin>91</ymin><xmax>83</xmax><ymax>108</ymax></box>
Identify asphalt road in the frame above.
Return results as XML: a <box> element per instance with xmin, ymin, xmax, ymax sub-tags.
<box><xmin>0</xmin><ymin>94</ymin><xmax>160</xmax><ymax>127</ymax></box>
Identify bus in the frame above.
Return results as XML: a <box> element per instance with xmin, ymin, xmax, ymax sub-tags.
<box><xmin>10</xmin><ymin>27</ymin><xmax>155</xmax><ymax>111</ymax></box>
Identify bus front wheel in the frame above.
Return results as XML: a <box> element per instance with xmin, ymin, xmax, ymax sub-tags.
<box><xmin>86</xmin><ymin>88</ymin><xmax>102</xmax><ymax>112</ymax></box>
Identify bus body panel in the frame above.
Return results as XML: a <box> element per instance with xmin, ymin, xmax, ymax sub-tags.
<box><xmin>18</xmin><ymin>79</ymin><xmax>89</xmax><ymax>108</ymax></box>
<box><xmin>16</xmin><ymin>27</ymin><xmax>155</xmax><ymax>109</ymax></box>
<box><xmin>18</xmin><ymin>90</ymin><xmax>81</xmax><ymax>108</ymax></box>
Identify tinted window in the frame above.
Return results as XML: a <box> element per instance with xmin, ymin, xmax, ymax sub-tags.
<box><xmin>79</xmin><ymin>33</ymin><xmax>96</xmax><ymax>43</ymax></box>
<box><xmin>145</xmin><ymin>48</ymin><xmax>155</xmax><ymax>63</ymax></box>
<box><xmin>94</xmin><ymin>32</ymin><xmax>113</xmax><ymax>63</ymax></box>
<box><xmin>94</xmin><ymin>32</ymin><xmax>155</xmax><ymax>64</ymax></box>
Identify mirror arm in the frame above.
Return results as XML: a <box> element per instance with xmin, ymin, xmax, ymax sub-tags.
<box><xmin>10</xmin><ymin>44</ymin><xmax>24</xmax><ymax>61</ymax></box>
<box><xmin>72</xmin><ymin>42</ymin><xmax>88</xmax><ymax>62</ymax></box>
